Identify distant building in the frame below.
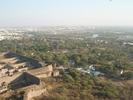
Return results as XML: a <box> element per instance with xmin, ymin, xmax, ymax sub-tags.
<box><xmin>76</xmin><ymin>65</ymin><xmax>104</xmax><ymax>76</ymax></box>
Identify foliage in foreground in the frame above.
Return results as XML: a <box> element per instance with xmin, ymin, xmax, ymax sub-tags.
<box><xmin>38</xmin><ymin>69</ymin><xmax>133</xmax><ymax>100</ymax></box>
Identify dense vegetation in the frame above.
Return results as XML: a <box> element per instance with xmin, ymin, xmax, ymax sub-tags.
<box><xmin>0</xmin><ymin>33</ymin><xmax>132</xmax><ymax>79</ymax></box>
<box><xmin>37</xmin><ymin>69</ymin><xmax>133</xmax><ymax>100</ymax></box>
<box><xmin>0</xmin><ymin>31</ymin><xmax>133</xmax><ymax>99</ymax></box>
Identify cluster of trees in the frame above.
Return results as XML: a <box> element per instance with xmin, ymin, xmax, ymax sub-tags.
<box><xmin>0</xmin><ymin>33</ymin><xmax>132</xmax><ymax>100</ymax></box>
<box><xmin>0</xmin><ymin>33</ymin><xmax>132</xmax><ymax>79</ymax></box>
<box><xmin>38</xmin><ymin>69</ymin><xmax>133</xmax><ymax>100</ymax></box>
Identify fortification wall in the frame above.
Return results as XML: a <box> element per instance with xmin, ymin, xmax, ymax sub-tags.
<box><xmin>24</xmin><ymin>85</ymin><xmax>47</xmax><ymax>100</ymax></box>
<box><xmin>29</xmin><ymin>64</ymin><xmax>53</xmax><ymax>78</ymax></box>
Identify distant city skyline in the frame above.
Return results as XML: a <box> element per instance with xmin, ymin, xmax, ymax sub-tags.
<box><xmin>0</xmin><ymin>0</ymin><xmax>133</xmax><ymax>27</ymax></box>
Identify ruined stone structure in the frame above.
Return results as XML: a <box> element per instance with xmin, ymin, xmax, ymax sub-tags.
<box><xmin>1</xmin><ymin>51</ymin><xmax>42</xmax><ymax>68</ymax></box>
<box><xmin>0</xmin><ymin>52</ymin><xmax>60</xmax><ymax>100</ymax></box>
<box><xmin>0</xmin><ymin>64</ymin><xmax>59</xmax><ymax>94</ymax></box>
<box><xmin>9</xmin><ymin>72</ymin><xmax>40</xmax><ymax>90</ymax></box>
<box><xmin>0</xmin><ymin>51</ymin><xmax>42</xmax><ymax>79</ymax></box>
<box><xmin>52</xmin><ymin>70</ymin><xmax>60</xmax><ymax>77</ymax></box>
<box><xmin>29</xmin><ymin>64</ymin><xmax>53</xmax><ymax>78</ymax></box>
<box><xmin>23</xmin><ymin>84</ymin><xmax>47</xmax><ymax>100</ymax></box>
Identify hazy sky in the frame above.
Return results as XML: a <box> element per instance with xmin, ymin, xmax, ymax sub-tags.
<box><xmin>0</xmin><ymin>0</ymin><xmax>133</xmax><ymax>27</ymax></box>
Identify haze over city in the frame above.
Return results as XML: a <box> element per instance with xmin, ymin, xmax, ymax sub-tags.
<box><xmin>0</xmin><ymin>0</ymin><xmax>133</xmax><ymax>27</ymax></box>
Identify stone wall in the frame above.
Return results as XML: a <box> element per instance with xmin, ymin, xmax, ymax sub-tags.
<box><xmin>29</xmin><ymin>64</ymin><xmax>54</xmax><ymax>78</ymax></box>
<box><xmin>24</xmin><ymin>85</ymin><xmax>47</xmax><ymax>100</ymax></box>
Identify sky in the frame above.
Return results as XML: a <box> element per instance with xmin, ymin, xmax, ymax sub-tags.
<box><xmin>0</xmin><ymin>0</ymin><xmax>133</xmax><ymax>27</ymax></box>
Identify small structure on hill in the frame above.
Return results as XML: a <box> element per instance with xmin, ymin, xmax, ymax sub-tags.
<box><xmin>52</xmin><ymin>70</ymin><xmax>59</xmax><ymax>77</ymax></box>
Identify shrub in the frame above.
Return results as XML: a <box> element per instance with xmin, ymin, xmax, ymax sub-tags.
<box><xmin>122</xmin><ymin>72</ymin><xmax>133</xmax><ymax>80</ymax></box>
